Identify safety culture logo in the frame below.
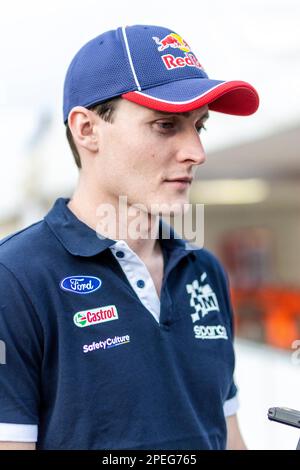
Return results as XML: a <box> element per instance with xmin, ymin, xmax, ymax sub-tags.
<box><xmin>83</xmin><ymin>335</ymin><xmax>130</xmax><ymax>354</ymax></box>
<box><xmin>186</xmin><ymin>272</ymin><xmax>228</xmax><ymax>340</ymax></box>
<box><xmin>152</xmin><ymin>33</ymin><xmax>204</xmax><ymax>71</ymax></box>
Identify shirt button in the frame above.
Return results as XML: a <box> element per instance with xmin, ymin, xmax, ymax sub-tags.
<box><xmin>137</xmin><ymin>279</ymin><xmax>145</xmax><ymax>288</ymax></box>
<box><xmin>116</xmin><ymin>251</ymin><xmax>125</xmax><ymax>258</ymax></box>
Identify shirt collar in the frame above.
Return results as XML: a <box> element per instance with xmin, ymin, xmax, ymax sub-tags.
<box><xmin>45</xmin><ymin>198</ymin><xmax>115</xmax><ymax>257</ymax></box>
<box><xmin>45</xmin><ymin>198</ymin><xmax>197</xmax><ymax>257</ymax></box>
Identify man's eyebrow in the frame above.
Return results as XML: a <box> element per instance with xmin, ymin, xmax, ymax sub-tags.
<box><xmin>152</xmin><ymin>110</ymin><xmax>210</xmax><ymax>121</ymax></box>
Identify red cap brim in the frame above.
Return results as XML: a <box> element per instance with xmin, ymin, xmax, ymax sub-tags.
<box><xmin>122</xmin><ymin>79</ymin><xmax>259</xmax><ymax>116</ymax></box>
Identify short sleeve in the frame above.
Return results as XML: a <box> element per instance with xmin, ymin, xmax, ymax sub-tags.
<box><xmin>0</xmin><ymin>262</ymin><xmax>43</xmax><ymax>428</ymax></box>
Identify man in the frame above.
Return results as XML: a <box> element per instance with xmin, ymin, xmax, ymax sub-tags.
<box><xmin>0</xmin><ymin>25</ymin><xmax>259</xmax><ymax>450</ymax></box>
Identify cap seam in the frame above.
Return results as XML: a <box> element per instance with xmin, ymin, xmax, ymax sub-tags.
<box><xmin>120</xmin><ymin>26</ymin><xmax>141</xmax><ymax>91</ymax></box>
<box><xmin>116</xmin><ymin>26</ymin><xmax>139</xmax><ymax>92</ymax></box>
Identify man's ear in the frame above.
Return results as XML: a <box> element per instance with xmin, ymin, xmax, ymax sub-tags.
<box><xmin>68</xmin><ymin>106</ymin><xmax>99</xmax><ymax>154</ymax></box>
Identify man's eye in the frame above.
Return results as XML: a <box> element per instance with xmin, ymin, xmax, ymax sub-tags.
<box><xmin>155</xmin><ymin>121</ymin><xmax>207</xmax><ymax>134</ymax></box>
<box><xmin>196</xmin><ymin>123</ymin><xmax>207</xmax><ymax>134</ymax></box>
<box><xmin>156</xmin><ymin>121</ymin><xmax>175</xmax><ymax>130</ymax></box>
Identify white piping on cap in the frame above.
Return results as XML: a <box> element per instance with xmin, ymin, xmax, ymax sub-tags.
<box><xmin>121</xmin><ymin>26</ymin><xmax>142</xmax><ymax>92</ymax></box>
<box><xmin>133</xmin><ymin>81</ymin><xmax>230</xmax><ymax>104</ymax></box>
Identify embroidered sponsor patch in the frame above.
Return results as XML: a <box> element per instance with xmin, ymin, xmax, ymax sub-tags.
<box><xmin>152</xmin><ymin>33</ymin><xmax>204</xmax><ymax>71</ymax></box>
<box><xmin>60</xmin><ymin>276</ymin><xmax>102</xmax><ymax>294</ymax></box>
<box><xmin>186</xmin><ymin>273</ymin><xmax>228</xmax><ymax>340</ymax></box>
<box><xmin>186</xmin><ymin>272</ymin><xmax>220</xmax><ymax>321</ymax></box>
<box><xmin>194</xmin><ymin>324</ymin><xmax>228</xmax><ymax>340</ymax></box>
<box><xmin>83</xmin><ymin>335</ymin><xmax>130</xmax><ymax>353</ymax></box>
<box><xmin>73</xmin><ymin>305</ymin><xmax>118</xmax><ymax>328</ymax></box>
<box><xmin>152</xmin><ymin>33</ymin><xmax>191</xmax><ymax>52</ymax></box>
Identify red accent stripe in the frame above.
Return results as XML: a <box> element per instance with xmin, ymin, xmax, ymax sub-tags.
<box><xmin>122</xmin><ymin>81</ymin><xmax>259</xmax><ymax>116</ymax></box>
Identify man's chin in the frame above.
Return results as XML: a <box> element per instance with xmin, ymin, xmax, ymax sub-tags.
<box><xmin>148</xmin><ymin>199</ymin><xmax>189</xmax><ymax>217</ymax></box>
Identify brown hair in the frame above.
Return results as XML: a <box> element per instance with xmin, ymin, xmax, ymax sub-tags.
<box><xmin>65</xmin><ymin>98</ymin><xmax>120</xmax><ymax>169</ymax></box>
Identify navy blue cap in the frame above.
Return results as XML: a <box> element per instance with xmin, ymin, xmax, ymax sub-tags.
<box><xmin>63</xmin><ymin>25</ymin><xmax>259</xmax><ymax>123</ymax></box>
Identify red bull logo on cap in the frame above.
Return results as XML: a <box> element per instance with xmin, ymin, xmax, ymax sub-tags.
<box><xmin>152</xmin><ymin>33</ymin><xmax>191</xmax><ymax>52</ymax></box>
<box><xmin>152</xmin><ymin>34</ymin><xmax>204</xmax><ymax>72</ymax></box>
<box><xmin>162</xmin><ymin>53</ymin><xmax>203</xmax><ymax>71</ymax></box>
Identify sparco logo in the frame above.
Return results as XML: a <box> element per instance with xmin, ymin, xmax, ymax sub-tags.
<box><xmin>194</xmin><ymin>325</ymin><xmax>228</xmax><ymax>340</ymax></box>
<box><xmin>74</xmin><ymin>305</ymin><xmax>118</xmax><ymax>328</ymax></box>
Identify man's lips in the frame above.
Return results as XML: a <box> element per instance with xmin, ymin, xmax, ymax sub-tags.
<box><xmin>163</xmin><ymin>177</ymin><xmax>193</xmax><ymax>191</ymax></box>
<box><xmin>164</xmin><ymin>177</ymin><xmax>193</xmax><ymax>184</ymax></box>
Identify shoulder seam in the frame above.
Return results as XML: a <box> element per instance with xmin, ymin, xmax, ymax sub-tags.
<box><xmin>0</xmin><ymin>220</ymin><xmax>43</xmax><ymax>247</ymax></box>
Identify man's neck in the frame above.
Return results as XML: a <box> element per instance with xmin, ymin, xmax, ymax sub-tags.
<box><xmin>67</xmin><ymin>185</ymin><xmax>160</xmax><ymax>261</ymax></box>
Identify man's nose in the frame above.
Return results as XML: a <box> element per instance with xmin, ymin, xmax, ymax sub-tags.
<box><xmin>176</xmin><ymin>135</ymin><xmax>206</xmax><ymax>166</ymax></box>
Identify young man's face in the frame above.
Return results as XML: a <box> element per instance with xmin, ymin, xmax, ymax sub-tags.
<box><xmin>93</xmin><ymin>99</ymin><xmax>208</xmax><ymax>215</ymax></box>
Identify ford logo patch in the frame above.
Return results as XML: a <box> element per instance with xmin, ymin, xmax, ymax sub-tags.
<box><xmin>60</xmin><ymin>276</ymin><xmax>102</xmax><ymax>294</ymax></box>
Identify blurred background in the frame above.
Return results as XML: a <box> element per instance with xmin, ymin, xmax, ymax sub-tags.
<box><xmin>1</xmin><ymin>0</ymin><xmax>300</xmax><ymax>450</ymax></box>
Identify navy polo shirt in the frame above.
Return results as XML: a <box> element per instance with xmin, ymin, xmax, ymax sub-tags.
<box><xmin>0</xmin><ymin>198</ymin><xmax>237</xmax><ymax>449</ymax></box>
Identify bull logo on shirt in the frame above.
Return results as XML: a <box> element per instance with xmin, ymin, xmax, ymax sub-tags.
<box><xmin>186</xmin><ymin>273</ymin><xmax>228</xmax><ymax>341</ymax></box>
<box><xmin>186</xmin><ymin>272</ymin><xmax>220</xmax><ymax>322</ymax></box>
